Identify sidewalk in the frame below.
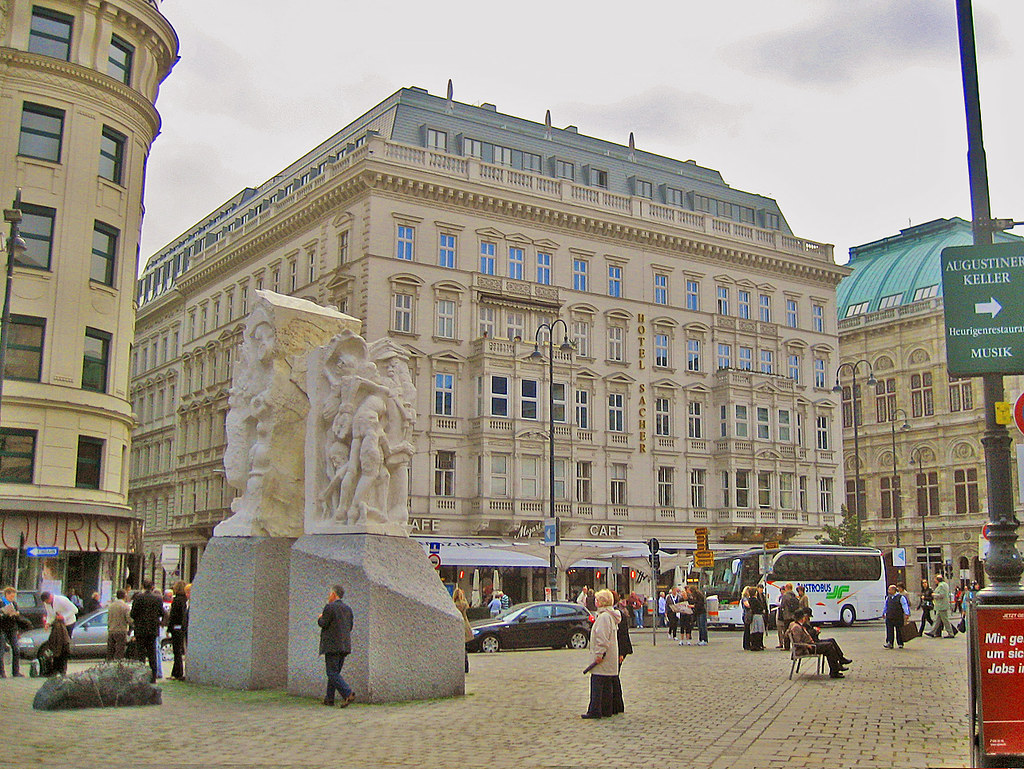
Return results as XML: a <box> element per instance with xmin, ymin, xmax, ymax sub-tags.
<box><xmin>1</xmin><ymin>622</ymin><xmax>969</xmax><ymax>768</ymax></box>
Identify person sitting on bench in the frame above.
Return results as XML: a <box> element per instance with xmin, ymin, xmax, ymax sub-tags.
<box><xmin>788</xmin><ymin>608</ymin><xmax>852</xmax><ymax>679</ymax></box>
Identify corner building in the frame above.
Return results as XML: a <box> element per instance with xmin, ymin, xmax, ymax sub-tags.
<box><xmin>0</xmin><ymin>1</ymin><xmax>177</xmax><ymax>595</ymax></box>
<box><xmin>132</xmin><ymin>87</ymin><xmax>847</xmax><ymax>599</ymax></box>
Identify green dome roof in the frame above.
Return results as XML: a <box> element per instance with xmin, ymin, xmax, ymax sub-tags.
<box><xmin>836</xmin><ymin>218</ymin><xmax>1023</xmax><ymax>319</ymax></box>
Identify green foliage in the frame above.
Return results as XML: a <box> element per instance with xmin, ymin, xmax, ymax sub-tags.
<box><xmin>816</xmin><ymin>504</ymin><xmax>873</xmax><ymax>547</ymax></box>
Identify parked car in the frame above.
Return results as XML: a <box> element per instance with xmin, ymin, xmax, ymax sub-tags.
<box><xmin>15</xmin><ymin>590</ymin><xmax>46</xmax><ymax>629</ymax></box>
<box><xmin>467</xmin><ymin>601</ymin><xmax>594</xmax><ymax>653</ymax></box>
<box><xmin>17</xmin><ymin>608</ymin><xmax>172</xmax><ymax>662</ymax></box>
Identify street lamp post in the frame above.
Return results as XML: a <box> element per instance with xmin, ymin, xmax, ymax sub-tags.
<box><xmin>528</xmin><ymin>318</ymin><xmax>574</xmax><ymax>602</ymax></box>
<box><xmin>833</xmin><ymin>360</ymin><xmax>876</xmax><ymax>543</ymax></box>
<box><xmin>911</xmin><ymin>447</ymin><xmax>929</xmax><ymax>581</ymax></box>
<box><xmin>1</xmin><ymin>189</ymin><xmax>28</xmax><ymax>426</ymax></box>
<box><xmin>889</xmin><ymin>407</ymin><xmax>910</xmax><ymax>583</ymax></box>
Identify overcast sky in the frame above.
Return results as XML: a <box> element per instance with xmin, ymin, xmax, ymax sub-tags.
<box><xmin>139</xmin><ymin>0</ymin><xmax>1024</xmax><ymax>269</ymax></box>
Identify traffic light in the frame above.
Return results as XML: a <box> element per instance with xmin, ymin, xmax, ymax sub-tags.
<box><xmin>650</xmin><ymin>553</ymin><xmax>661</xmax><ymax>571</ymax></box>
<box><xmin>647</xmin><ymin>537</ymin><xmax>660</xmax><ymax>554</ymax></box>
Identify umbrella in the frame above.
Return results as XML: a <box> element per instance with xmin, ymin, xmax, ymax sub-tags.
<box><xmin>471</xmin><ymin>568</ymin><xmax>481</xmax><ymax>606</ymax></box>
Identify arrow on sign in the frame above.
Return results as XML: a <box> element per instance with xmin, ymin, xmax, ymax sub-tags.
<box><xmin>974</xmin><ymin>298</ymin><xmax>1002</xmax><ymax>318</ymax></box>
<box><xmin>26</xmin><ymin>546</ymin><xmax>59</xmax><ymax>557</ymax></box>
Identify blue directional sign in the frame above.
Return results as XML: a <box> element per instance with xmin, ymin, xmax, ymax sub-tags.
<box><xmin>428</xmin><ymin>541</ymin><xmax>441</xmax><ymax>553</ymax></box>
<box><xmin>543</xmin><ymin>519</ymin><xmax>560</xmax><ymax>547</ymax></box>
<box><xmin>26</xmin><ymin>546</ymin><xmax>59</xmax><ymax>557</ymax></box>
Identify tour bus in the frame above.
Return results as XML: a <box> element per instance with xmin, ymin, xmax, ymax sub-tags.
<box><xmin>701</xmin><ymin>545</ymin><xmax>886</xmax><ymax>627</ymax></box>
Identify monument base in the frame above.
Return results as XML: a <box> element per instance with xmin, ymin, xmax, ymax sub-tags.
<box><xmin>287</xmin><ymin>534</ymin><xmax>465</xmax><ymax>703</ymax></box>
<box><xmin>187</xmin><ymin>537</ymin><xmax>294</xmax><ymax>689</ymax></box>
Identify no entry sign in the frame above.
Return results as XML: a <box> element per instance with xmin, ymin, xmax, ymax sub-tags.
<box><xmin>1014</xmin><ymin>391</ymin><xmax>1024</xmax><ymax>435</ymax></box>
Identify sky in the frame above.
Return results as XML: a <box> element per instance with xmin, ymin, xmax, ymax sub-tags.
<box><xmin>138</xmin><ymin>0</ymin><xmax>1024</xmax><ymax>269</ymax></box>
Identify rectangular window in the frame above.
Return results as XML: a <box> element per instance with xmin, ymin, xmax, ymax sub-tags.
<box><xmin>572</xmin><ymin>321</ymin><xmax>590</xmax><ymax>358</ymax></box>
<box><xmin>758</xmin><ymin>471</ymin><xmax>772</xmax><ymax>509</ymax></box>
<box><xmin>736</xmin><ymin>470</ymin><xmax>750</xmax><ymax>508</ymax></box>
<box><xmin>786</xmin><ymin>299</ymin><xmax>798</xmax><ymax>328</ymax></box>
<box><xmin>490</xmin><ymin>455</ymin><xmax>509</xmax><ymax>497</ymax></box>
<box><xmin>911</xmin><ymin>372</ymin><xmax>934</xmax><ymax>417</ymax></box>
<box><xmin>555</xmin><ymin>160</ymin><xmax>574</xmax><ymax>180</ymax></box>
<box><xmin>813</xmin><ymin>358</ymin><xmax>826</xmax><ymax>388</ymax></box>
<box><xmin>788</xmin><ymin>354</ymin><xmax>800</xmax><ymax>383</ymax></box>
<box><xmin>480</xmin><ymin>242</ymin><xmax>496</xmax><ymax>275</ymax></box>
<box><xmin>738</xmin><ymin>290</ymin><xmax>750</xmax><ymax>319</ymax></box>
<box><xmin>521</xmin><ymin>379</ymin><xmax>539</xmax><ymax>420</ymax></box>
<box><xmin>717</xmin><ymin>344</ymin><xmax>732</xmax><ymax>370</ymax></box>
<box><xmin>778</xmin><ymin>409</ymin><xmax>792</xmax><ymax>442</ymax></box>
<box><xmin>608</xmin><ymin>265</ymin><xmax>622</xmax><ymax>297</ymax></box>
<box><xmin>589</xmin><ymin>168</ymin><xmax>608</xmax><ymax>188</ymax></box>
<box><xmin>392</xmin><ymin>293</ymin><xmax>413</xmax><ymax>333</ymax></box>
<box><xmin>434</xmin><ymin>373</ymin><xmax>453</xmax><ymax>416</ymax></box>
<box><xmin>846</xmin><ymin>479</ymin><xmax>867</xmax><ymax>519</ymax></box>
<box><xmin>717</xmin><ymin>286</ymin><xmax>730</xmax><ymax>315</ymax></box>
<box><xmin>529</xmin><ymin>252</ymin><xmax>549</xmax><ymax>286</ymax></box>
<box><xmin>917</xmin><ymin>471</ymin><xmax>940</xmax><ymax>516</ymax></box>
<box><xmin>493</xmin><ymin>145</ymin><xmax>514</xmax><ymax>167</ymax></box>
<box><xmin>576</xmin><ymin>461</ymin><xmax>592</xmax><ymax>502</ymax></box>
<box><xmin>508</xmin><ymin>247</ymin><xmax>524</xmax><ymax>280</ymax></box>
<box><xmin>75</xmin><ymin>436</ymin><xmax>103</xmax><ymax>489</ymax></box>
<box><xmin>0</xmin><ymin>428</ymin><xmax>36</xmax><ymax>483</ymax></box>
<box><xmin>760</xmin><ymin>349</ymin><xmax>773</xmax><ymax>374</ymax></box>
<box><xmin>880</xmin><ymin>475</ymin><xmax>900</xmax><ymax>519</ymax></box>
<box><xmin>575</xmin><ymin>389</ymin><xmax>589</xmax><ymax>429</ymax></box>
<box><xmin>799</xmin><ymin>475</ymin><xmax>808</xmax><ymax>512</ymax></box>
<box><xmin>735</xmin><ymin>405</ymin><xmax>749</xmax><ymax>438</ymax></box>
<box><xmin>759</xmin><ymin>294</ymin><xmax>772</xmax><ymax>323</ymax></box>
<box><xmin>29</xmin><ymin>6</ymin><xmax>73</xmax><ymax>60</ymax></box>
<box><xmin>573</xmin><ymin>259</ymin><xmax>588</xmax><ymax>291</ymax></box>
<box><xmin>815</xmin><ymin>415</ymin><xmax>830</xmax><ymax>450</ymax></box>
<box><xmin>954</xmin><ymin>468</ymin><xmax>980</xmax><ymax>515</ymax></box>
<box><xmin>521</xmin><ymin>456</ymin><xmax>539</xmax><ymax>498</ymax></box>
<box><xmin>654</xmin><ymin>273</ymin><xmax>667</xmax><ymax>305</ymax></box>
<box><xmin>463</xmin><ymin>138</ymin><xmax>484</xmax><ymax>158</ymax></box>
<box><xmin>875</xmin><ymin>378</ymin><xmax>897</xmax><ymax>423</ymax></box>
<box><xmin>756</xmin><ymin>406</ymin><xmax>770</xmax><ymax>440</ymax></box>
<box><xmin>434</xmin><ymin>451</ymin><xmax>455</xmax><ymax>496</ymax></box>
<box><xmin>337</xmin><ymin>231</ymin><xmax>349</xmax><ymax>265</ymax></box>
<box><xmin>478</xmin><ymin>305</ymin><xmax>495</xmax><ymax>338</ymax></box>
<box><xmin>436</xmin><ymin>299</ymin><xmax>455</xmax><ymax>339</ymax></box>
<box><xmin>913</xmin><ymin>285</ymin><xmax>939</xmax><ymax>301</ymax></box>
<box><xmin>19</xmin><ymin>103</ymin><xmax>64</xmax><ymax>162</ymax></box>
<box><xmin>739</xmin><ymin>346</ymin><xmax>752</xmax><ymax>371</ymax></box>
<box><xmin>610</xmin><ymin>463</ymin><xmax>627</xmax><ymax>505</ymax></box>
<box><xmin>607</xmin><ymin>326</ymin><xmax>623</xmax><ymax>362</ymax></box>
<box><xmin>819</xmin><ymin>477</ymin><xmax>834</xmax><ymax>514</ymax></box>
<box><xmin>812</xmin><ymin>304</ymin><xmax>824</xmax><ymax>333</ymax></box>
<box><xmin>82</xmin><ymin>327</ymin><xmax>110</xmax><ymax>393</ymax></box>
<box><xmin>949</xmin><ymin>375</ymin><xmax>973</xmax><ymax>412</ymax></box>
<box><xmin>657</xmin><ymin>466</ymin><xmax>674</xmax><ymax>507</ymax></box>
<box><xmin>396</xmin><ymin>225</ymin><xmax>414</xmax><ymax>260</ymax></box>
<box><xmin>490</xmin><ymin>375</ymin><xmax>509</xmax><ymax>417</ymax></box>
<box><xmin>4</xmin><ymin>315</ymin><xmax>45</xmax><ymax>382</ymax></box>
<box><xmin>90</xmin><ymin>221</ymin><xmax>118</xmax><ymax>285</ymax></box>
<box><xmin>636</xmin><ymin>179</ymin><xmax>654</xmax><ymax>199</ymax></box>
<box><xmin>721</xmin><ymin>470</ymin><xmax>731</xmax><ymax>507</ymax></box>
<box><xmin>108</xmin><ymin>35</ymin><xmax>134</xmax><ymax>85</ymax></box>
<box><xmin>690</xmin><ymin>468</ymin><xmax>706</xmax><ymax>508</ymax></box>
<box><xmin>685</xmin><ymin>279</ymin><xmax>700</xmax><ymax>311</ymax></box>
<box><xmin>438</xmin><ymin>233</ymin><xmax>456</xmax><ymax>269</ymax></box>
<box><xmin>655</xmin><ymin>397</ymin><xmax>671</xmax><ymax>437</ymax></box>
<box><xmin>552</xmin><ymin>382</ymin><xmax>567</xmax><ymax>423</ymax></box>
<box><xmin>426</xmin><ymin>128</ymin><xmax>447</xmax><ymax>151</ymax></box>
<box><xmin>687</xmin><ymin>339</ymin><xmax>701</xmax><ymax>372</ymax></box>
<box><xmin>779</xmin><ymin>473</ymin><xmax>794</xmax><ymax>509</ymax></box>
<box><xmin>654</xmin><ymin>333</ymin><xmax>669</xmax><ymax>368</ymax></box>
<box><xmin>505</xmin><ymin>310</ymin><xmax>524</xmax><ymax>341</ymax></box>
<box><xmin>608</xmin><ymin>393</ymin><xmax>625</xmax><ymax>432</ymax></box>
<box><xmin>688</xmin><ymin>401</ymin><xmax>703</xmax><ymax>439</ymax></box>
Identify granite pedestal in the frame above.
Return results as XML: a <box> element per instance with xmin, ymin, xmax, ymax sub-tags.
<box><xmin>187</xmin><ymin>537</ymin><xmax>293</xmax><ymax>689</ymax></box>
<box><xmin>287</xmin><ymin>534</ymin><xmax>465</xmax><ymax>703</ymax></box>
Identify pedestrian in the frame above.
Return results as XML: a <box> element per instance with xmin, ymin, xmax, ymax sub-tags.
<box><xmin>689</xmin><ymin>584</ymin><xmax>709</xmax><ymax>646</ymax></box>
<box><xmin>317</xmin><ymin>584</ymin><xmax>355</xmax><ymax>707</ymax></box>
<box><xmin>581</xmin><ymin>589</ymin><xmax>619</xmax><ymax>719</ymax></box>
<box><xmin>45</xmin><ymin>615</ymin><xmax>72</xmax><ymax>676</ymax></box>
<box><xmin>666</xmin><ymin>586</ymin><xmax>680</xmax><ymax>640</ymax></box>
<box><xmin>925</xmin><ymin>574</ymin><xmax>957</xmax><ymax>638</ymax></box>
<box><xmin>1</xmin><ymin>586</ymin><xmax>31</xmax><ymax>677</ymax></box>
<box><xmin>748</xmin><ymin>585</ymin><xmax>768</xmax><ymax>651</ymax></box>
<box><xmin>918</xmin><ymin>579</ymin><xmax>934</xmax><ymax>628</ymax></box>
<box><xmin>796</xmin><ymin>584</ymin><xmax>810</xmax><ymax>613</ymax></box>
<box><xmin>610</xmin><ymin>591</ymin><xmax>632</xmax><ymax>715</ymax></box>
<box><xmin>584</xmin><ymin>588</ymin><xmax>597</xmax><ymax>613</ymax></box>
<box><xmin>167</xmin><ymin>580</ymin><xmax>189</xmax><ymax>680</ymax></box>
<box><xmin>657</xmin><ymin>591</ymin><xmax>666</xmax><ymax>628</ymax></box>
<box><xmin>130</xmin><ymin>579</ymin><xmax>166</xmax><ymax>682</ymax></box>
<box><xmin>67</xmin><ymin>587</ymin><xmax>83</xmax><ymax>610</ymax></box>
<box><xmin>83</xmin><ymin>591</ymin><xmax>101</xmax><ymax>614</ymax></box>
<box><xmin>776</xmin><ymin>583</ymin><xmax>799</xmax><ymax>650</ymax></box>
<box><xmin>677</xmin><ymin>587</ymin><xmax>694</xmax><ymax>645</ymax></box>
<box><xmin>40</xmin><ymin>591</ymin><xmax>78</xmax><ymax>637</ymax></box>
<box><xmin>453</xmin><ymin>587</ymin><xmax>472</xmax><ymax>674</ymax></box>
<box><xmin>788</xmin><ymin>608</ymin><xmax>852</xmax><ymax>679</ymax></box>
<box><xmin>488</xmin><ymin>592</ymin><xmax>503</xmax><ymax>617</ymax></box>
<box><xmin>106</xmin><ymin>589</ymin><xmax>131</xmax><ymax>660</ymax></box>
<box><xmin>883</xmin><ymin>584</ymin><xmax>910</xmax><ymax>649</ymax></box>
<box><xmin>741</xmin><ymin>585</ymin><xmax>755</xmax><ymax>650</ymax></box>
<box><xmin>499</xmin><ymin>590</ymin><xmax>511</xmax><ymax>611</ymax></box>
<box><xmin>629</xmin><ymin>592</ymin><xmax>644</xmax><ymax>629</ymax></box>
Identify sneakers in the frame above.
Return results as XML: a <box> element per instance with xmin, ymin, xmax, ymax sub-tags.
<box><xmin>686</xmin><ymin>640</ymin><xmax>692</xmax><ymax>646</ymax></box>
<box><xmin>697</xmin><ymin>641</ymin><xmax>708</xmax><ymax>646</ymax></box>
<box><xmin>883</xmin><ymin>643</ymin><xmax>893</xmax><ymax>649</ymax></box>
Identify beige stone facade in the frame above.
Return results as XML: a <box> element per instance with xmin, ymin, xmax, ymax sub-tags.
<box><xmin>0</xmin><ymin>0</ymin><xmax>177</xmax><ymax>595</ymax></box>
<box><xmin>131</xmin><ymin>89</ymin><xmax>848</xmax><ymax>592</ymax></box>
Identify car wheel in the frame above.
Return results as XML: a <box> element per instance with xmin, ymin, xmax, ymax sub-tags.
<box><xmin>479</xmin><ymin>635</ymin><xmax>500</xmax><ymax>654</ymax></box>
<box><xmin>568</xmin><ymin>630</ymin><xmax>589</xmax><ymax>649</ymax></box>
<box><xmin>839</xmin><ymin>605</ymin><xmax>856</xmax><ymax>627</ymax></box>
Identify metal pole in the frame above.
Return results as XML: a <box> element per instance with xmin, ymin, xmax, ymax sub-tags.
<box><xmin>0</xmin><ymin>189</ymin><xmax>24</xmax><ymax>426</ymax></box>
<box><xmin>852</xmin><ymin>367</ymin><xmax>863</xmax><ymax>543</ymax></box>
<box><xmin>547</xmin><ymin>326</ymin><xmax>556</xmax><ymax>602</ymax></box>
<box><xmin>891</xmin><ymin>416</ymin><xmax>901</xmax><ymax>580</ymax></box>
<box><xmin>914</xmin><ymin>450</ymin><xmax>929</xmax><ymax>581</ymax></box>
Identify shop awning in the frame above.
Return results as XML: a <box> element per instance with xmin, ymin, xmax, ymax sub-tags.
<box><xmin>412</xmin><ymin>537</ymin><xmax>663</xmax><ymax>569</ymax></box>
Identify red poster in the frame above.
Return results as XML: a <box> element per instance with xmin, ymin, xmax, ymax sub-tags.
<box><xmin>977</xmin><ymin>606</ymin><xmax>1024</xmax><ymax>755</ymax></box>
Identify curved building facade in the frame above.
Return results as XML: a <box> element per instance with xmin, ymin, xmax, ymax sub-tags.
<box><xmin>0</xmin><ymin>0</ymin><xmax>177</xmax><ymax>598</ymax></box>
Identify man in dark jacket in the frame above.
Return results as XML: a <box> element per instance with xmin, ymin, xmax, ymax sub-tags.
<box><xmin>130</xmin><ymin>579</ymin><xmax>166</xmax><ymax>682</ymax></box>
<box><xmin>318</xmin><ymin>584</ymin><xmax>355</xmax><ymax>707</ymax></box>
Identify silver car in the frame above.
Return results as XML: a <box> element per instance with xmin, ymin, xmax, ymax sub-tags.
<box><xmin>17</xmin><ymin>608</ymin><xmax>172</xmax><ymax>662</ymax></box>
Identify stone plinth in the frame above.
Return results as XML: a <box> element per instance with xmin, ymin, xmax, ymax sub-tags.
<box><xmin>187</xmin><ymin>537</ymin><xmax>293</xmax><ymax>689</ymax></box>
<box><xmin>287</xmin><ymin>534</ymin><xmax>464</xmax><ymax>703</ymax></box>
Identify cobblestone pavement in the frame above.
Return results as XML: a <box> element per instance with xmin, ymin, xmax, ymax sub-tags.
<box><xmin>1</xmin><ymin>620</ymin><xmax>969</xmax><ymax>769</ymax></box>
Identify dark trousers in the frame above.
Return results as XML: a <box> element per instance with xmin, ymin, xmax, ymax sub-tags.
<box><xmin>920</xmin><ymin>606</ymin><xmax>933</xmax><ymax>628</ymax></box>
<box><xmin>815</xmin><ymin>639</ymin><xmax>846</xmax><ymax>673</ymax></box>
<box><xmin>136</xmin><ymin>633</ymin><xmax>159</xmax><ymax>682</ymax></box>
<box><xmin>885</xmin><ymin>619</ymin><xmax>905</xmax><ymax>647</ymax></box>
<box><xmin>324</xmin><ymin>652</ymin><xmax>352</xmax><ymax>702</ymax></box>
<box><xmin>584</xmin><ymin>674</ymin><xmax>615</xmax><ymax>718</ymax></box>
<box><xmin>170</xmin><ymin>629</ymin><xmax>187</xmax><ymax>679</ymax></box>
<box><xmin>1</xmin><ymin>626</ymin><xmax>20</xmax><ymax>676</ymax></box>
<box><xmin>667</xmin><ymin>611</ymin><xmax>678</xmax><ymax>638</ymax></box>
<box><xmin>106</xmin><ymin>630</ymin><xmax>127</xmax><ymax>660</ymax></box>
<box><xmin>742</xmin><ymin>621</ymin><xmax>751</xmax><ymax>650</ymax></box>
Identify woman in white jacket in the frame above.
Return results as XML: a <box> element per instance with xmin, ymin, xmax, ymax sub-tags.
<box><xmin>581</xmin><ymin>589</ymin><xmax>620</xmax><ymax>719</ymax></box>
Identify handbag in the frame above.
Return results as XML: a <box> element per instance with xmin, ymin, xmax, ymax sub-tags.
<box><xmin>750</xmin><ymin>614</ymin><xmax>766</xmax><ymax>634</ymax></box>
<box><xmin>678</xmin><ymin>601</ymin><xmax>693</xmax><ymax>615</ymax></box>
<box><xmin>902</xmin><ymin>619</ymin><xmax>920</xmax><ymax>642</ymax></box>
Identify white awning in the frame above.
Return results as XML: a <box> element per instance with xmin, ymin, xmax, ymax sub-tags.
<box><xmin>412</xmin><ymin>537</ymin><xmax>669</xmax><ymax>569</ymax></box>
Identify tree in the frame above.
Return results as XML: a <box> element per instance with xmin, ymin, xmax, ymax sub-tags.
<box><xmin>816</xmin><ymin>504</ymin><xmax>872</xmax><ymax>547</ymax></box>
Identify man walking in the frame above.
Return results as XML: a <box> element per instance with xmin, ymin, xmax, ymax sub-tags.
<box><xmin>130</xmin><ymin>579</ymin><xmax>166</xmax><ymax>682</ymax></box>
<box><xmin>925</xmin><ymin>574</ymin><xmax>957</xmax><ymax>638</ymax></box>
<box><xmin>883</xmin><ymin>584</ymin><xmax>910</xmax><ymax>649</ymax></box>
<box><xmin>106</xmin><ymin>589</ymin><xmax>131</xmax><ymax>660</ymax></box>
<box><xmin>318</xmin><ymin>584</ymin><xmax>355</xmax><ymax>707</ymax></box>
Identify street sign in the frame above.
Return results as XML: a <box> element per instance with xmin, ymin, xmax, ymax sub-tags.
<box><xmin>941</xmin><ymin>243</ymin><xmax>1024</xmax><ymax>375</ymax></box>
<box><xmin>693</xmin><ymin>550</ymin><xmax>714</xmax><ymax>568</ymax></box>
<box><xmin>916</xmin><ymin>545</ymin><xmax>942</xmax><ymax>565</ymax></box>
<box><xmin>893</xmin><ymin>547</ymin><xmax>907</xmax><ymax>567</ymax></box>
<box><xmin>1014</xmin><ymin>392</ymin><xmax>1024</xmax><ymax>435</ymax></box>
<box><xmin>543</xmin><ymin>519</ymin><xmax>559</xmax><ymax>547</ymax></box>
<box><xmin>25</xmin><ymin>546</ymin><xmax>58</xmax><ymax>557</ymax></box>
<box><xmin>428</xmin><ymin>541</ymin><xmax>441</xmax><ymax>553</ymax></box>
<box><xmin>764</xmin><ymin>540</ymin><xmax>779</xmax><ymax>550</ymax></box>
<box><xmin>428</xmin><ymin>553</ymin><xmax>441</xmax><ymax>569</ymax></box>
<box><xmin>160</xmin><ymin>543</ymin><xmax>181</xmax><ymax>572</ymax></box>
